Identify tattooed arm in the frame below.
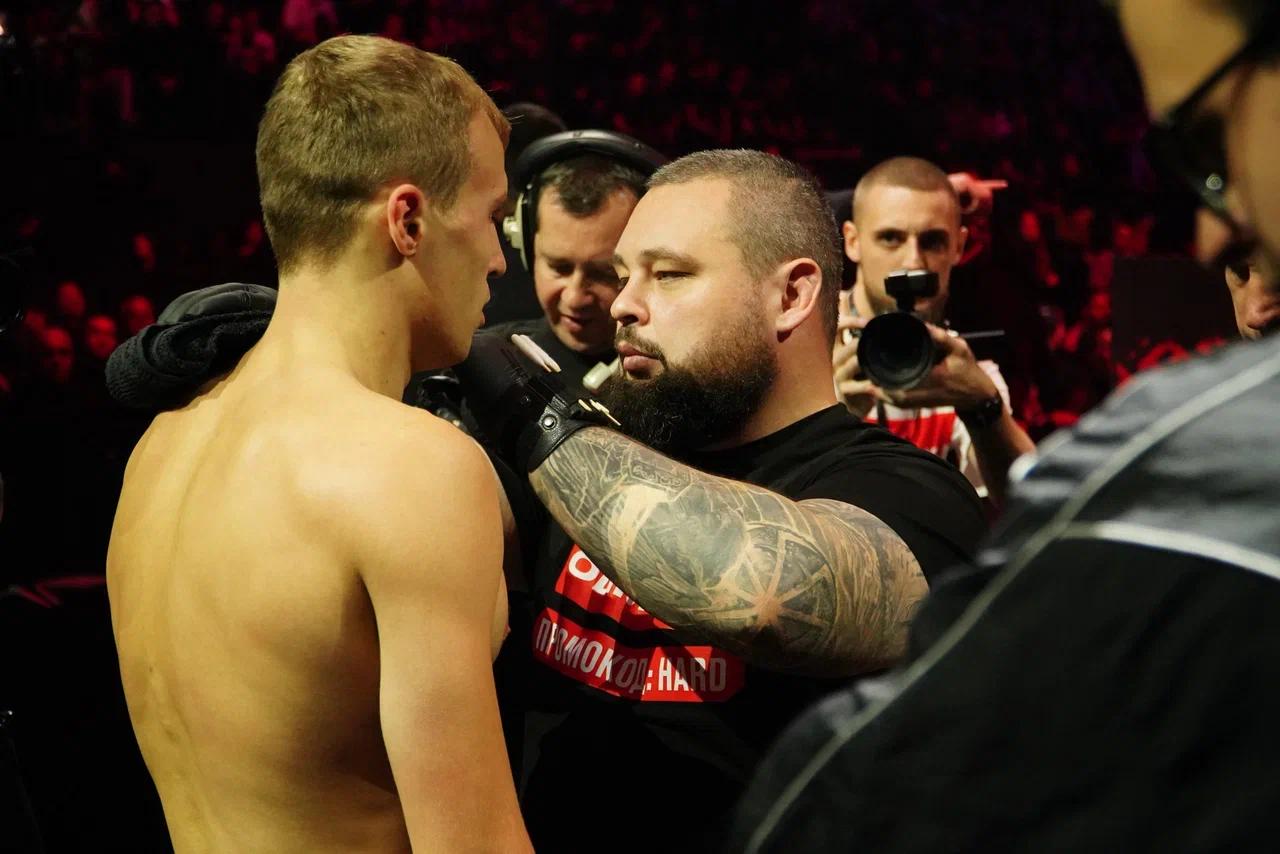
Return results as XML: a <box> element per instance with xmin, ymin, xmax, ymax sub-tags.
<box><xmin>529</xmin><ymin>427</ymin><xmax>928</xmax><ymax>676</ymax></box>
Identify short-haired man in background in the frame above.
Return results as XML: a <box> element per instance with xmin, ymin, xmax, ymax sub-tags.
<box><xmin>834</xmin><ymin>156</ymin><xmax>1035</xmax><ymax>505</ymax></box>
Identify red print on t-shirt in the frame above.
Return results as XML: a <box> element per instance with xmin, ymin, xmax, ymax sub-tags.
<box><xmin>533</xmin><ymin>546</ymin><xmax>745</xmax><ymax>702</ymax></box>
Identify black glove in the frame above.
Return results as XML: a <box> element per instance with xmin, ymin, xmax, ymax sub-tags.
<box><xmin>106</xmin><ymin>282</ymin><xmax>277</xmax><ymax>410</ymax></box>
<box><xmin>405</xmin><ymin>370</ymin><xmax>471</xmax><ymax>432</ymax></box>
<box><xmin>453</xmin><ymin>331</ymin><xmax>619</xmax><ymax>472</ymax></box>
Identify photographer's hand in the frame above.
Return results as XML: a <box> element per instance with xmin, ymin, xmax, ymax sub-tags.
<box><xmin>833</xmin><ymin>320</ymin><xmax>995</xmax><ymax>418</ymax></box>
<box><xmin>874</xmin><ymin>324</ymin><xmax>1034</xmax><ymax>506</ymax></box>
<box><xmin>874</xmin><ymin>324</ymin><xmax>997</xmax><ymax>411</ymax></box>
<box><xmin>832</xmin><ymin>315</ymin><xmax>877</xmax><ymax>418</ymax></box>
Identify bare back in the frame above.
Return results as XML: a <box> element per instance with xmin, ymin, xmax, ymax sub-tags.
<box><xmin>107</xmin><ymin>357</ymin><xmax>512</xmax><ymax>852</ymax></box>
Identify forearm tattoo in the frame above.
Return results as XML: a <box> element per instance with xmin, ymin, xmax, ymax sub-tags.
<box><xmin>529</xmin><ymin>428</ymin><xmax>925</xmax><ymax>675</ymax></box>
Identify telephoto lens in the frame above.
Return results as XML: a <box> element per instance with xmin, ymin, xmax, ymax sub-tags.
<box><xmin>858</xmin><ymin>270</ymin><xmax>938</xmax><ymax>390</ymax></box>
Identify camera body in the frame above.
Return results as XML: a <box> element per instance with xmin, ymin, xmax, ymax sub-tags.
<box><xmin>858</xmin><ymin>269</ymin><xmax>939</xmax><ymax>390</ymax></box>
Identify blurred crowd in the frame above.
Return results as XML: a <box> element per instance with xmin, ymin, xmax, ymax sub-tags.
<box><xmin>0</xmin><ymin>0</ymin><xmax>1197</xmax><ymax>582</ymax></box>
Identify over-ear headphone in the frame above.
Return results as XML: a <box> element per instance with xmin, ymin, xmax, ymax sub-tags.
<box><xmin>503</xmin><ymin>130</ymin><xmax>668</xmax><ymax>272</ymax></box>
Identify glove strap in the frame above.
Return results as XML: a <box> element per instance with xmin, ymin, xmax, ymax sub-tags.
<box><xmin>520</xmin><ymin>390</ymin><xmax>619</xmax><ymax>472</ymax></box>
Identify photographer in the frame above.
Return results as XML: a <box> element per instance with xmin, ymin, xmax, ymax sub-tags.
<box><xmin>834</xmin><ymin>157</ymin><xmax>1035</xmax><ymax>506</ymax></box>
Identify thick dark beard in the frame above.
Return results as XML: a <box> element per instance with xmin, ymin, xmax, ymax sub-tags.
<box><xmin>597</xmin><ymin>319</ymin><xmax>778</xmax><ymax>457</ymax></box>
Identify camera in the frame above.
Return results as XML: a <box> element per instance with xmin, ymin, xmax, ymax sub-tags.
<box><xmin>858</xmin><ymin>269</ymin><xmax>939</xmax><ymax>390</ymax></box>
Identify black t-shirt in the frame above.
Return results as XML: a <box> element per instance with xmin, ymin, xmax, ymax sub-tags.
<box><xmin>515</xmin><ymin>405</ymin><xmax>984</xmax><ymax>852</ymax></box>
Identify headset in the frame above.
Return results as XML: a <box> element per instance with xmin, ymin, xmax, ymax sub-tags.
<box><xmin>502</xmin><ymin>129</ymin><xmax>668</xmax><ymax>272</ymax></box>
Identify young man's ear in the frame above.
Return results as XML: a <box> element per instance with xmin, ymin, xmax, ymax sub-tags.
<box><xmin>775</xmin><ymin>258</ymin><xmax>823</xmax><ymax>337</ymax></box>
<box><xmin>386</xmin><ymin>184</ymin><xmax>428</xmax><ymax>256</ymax></box>
<box><xmin>842</xmin><ymin>220</ymin><xmax>861</xmax><ymax>264</ymax></box>
<box><xmin>954</xmin><ymin>224</ymin><xmax>969</xmax><ymax>264</ymax></box>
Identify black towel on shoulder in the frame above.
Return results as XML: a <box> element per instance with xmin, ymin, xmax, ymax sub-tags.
<box><xmin>106</xmin><ymin>283</ymin><xmax>277</xmax><ymax>411</ymax></box>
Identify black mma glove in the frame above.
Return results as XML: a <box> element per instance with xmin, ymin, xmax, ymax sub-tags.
<box><xmin>452</xmin><ymin>331</ymin><xmax>619</xmax><ymax>472</ymax></box>
<box><xmin>106</xmin><ymin>282</ymin><xmax>277</xmax><ymax>410</ymax></box>
<box><xmin>405</xmin><ymin>371</ymin><xmax>471</xmax><ymax>432</ymax></box>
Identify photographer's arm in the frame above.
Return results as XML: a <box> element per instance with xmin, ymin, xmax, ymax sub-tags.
<box><xmin>962</xmin><ymin>407</ymin><xmax>1036</xmax><ymax>506</ymax></box>
<box><xmin>528</xmin><ymin>427</ymin><xmax>926</xmax><ymax>677</ymax></box>
<box><xmin>873</xmin><ymin>324</ymin><xmax>1034</xmax><ymax>506</ymax></box>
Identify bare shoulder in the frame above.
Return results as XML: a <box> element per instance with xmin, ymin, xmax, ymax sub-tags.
<box><xmin>352</xmin><ymin>399</ymin><xmax>496</xmax><ymax>514</ymax></box>
<box><xmin>345</xmin><ymin>394</ymin><xmax>493</xmax><ymax>488</ymax></box>
<box><xmin>324</xmin><ymin>396</ymin><xmax>503</xmax><ymax>591</ymax></box>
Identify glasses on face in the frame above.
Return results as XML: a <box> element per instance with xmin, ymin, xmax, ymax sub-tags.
<box><xmin>1144</xmin><ymin>14</ymin><xmax>1279</xmax><ymax>225</ymax></box>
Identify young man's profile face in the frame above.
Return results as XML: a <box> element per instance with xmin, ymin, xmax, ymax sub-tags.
<box><xmin>414</xmin><ymin>112</ymin><xmax>510</xmax><ymax>368</ymax></box>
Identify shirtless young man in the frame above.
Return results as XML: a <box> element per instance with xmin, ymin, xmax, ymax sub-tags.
<box><xmin>106</xmin><ymin>36</ymin><xmax>531</xmax><ymax>852</ymax></box>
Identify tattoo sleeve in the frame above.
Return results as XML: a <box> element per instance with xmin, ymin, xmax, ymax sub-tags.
<box><xmin>529</xmin><ymin>427</ymin><xmax>927</xmax><ymax>676</ymax></box>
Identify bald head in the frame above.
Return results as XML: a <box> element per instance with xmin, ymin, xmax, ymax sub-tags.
<box><xmin>844</xmin><ymin>157</ymin><xmax>968</xmax><ymax>321</ymax></box>
<box><xmin>1113</xmin><ymin>0</ymin><xmax>1273</xmax><ymax>34</ymax></box>
<box><xmin>852</xmin><ymin>157</ymin><xmax>961</xmax><ymax>227</ymax></box>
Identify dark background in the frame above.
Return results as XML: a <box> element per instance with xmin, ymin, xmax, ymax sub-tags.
<box><xmin>0</xmin><ymin>1</ymin><xmax>1232</xmax><ymax>849</ymax></box>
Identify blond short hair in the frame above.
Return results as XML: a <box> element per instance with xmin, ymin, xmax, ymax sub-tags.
<box><xmin>255</xmin><ymin>35</ymin><xmax>509</xmax><ymax>275</ymax></box>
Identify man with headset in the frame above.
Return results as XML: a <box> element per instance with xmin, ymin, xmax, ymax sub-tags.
<box><xmin>405</xmin><ymin>130</ymin><xmax>665</xmax><ymax>423</ymax></box>
<box><xmin>402</xmin><ymin>129</ymin><xmax>667</xmax><ymax>783</ymax></box>
<box><xmin>490</xmin><ymin>130</ymin><xmax>667</xmax><ymax>389</ymax></box>
<box><xmin>480</xmin><ymin>101</ymin><xmax>568</xmax><ymax>327</ymax></box>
